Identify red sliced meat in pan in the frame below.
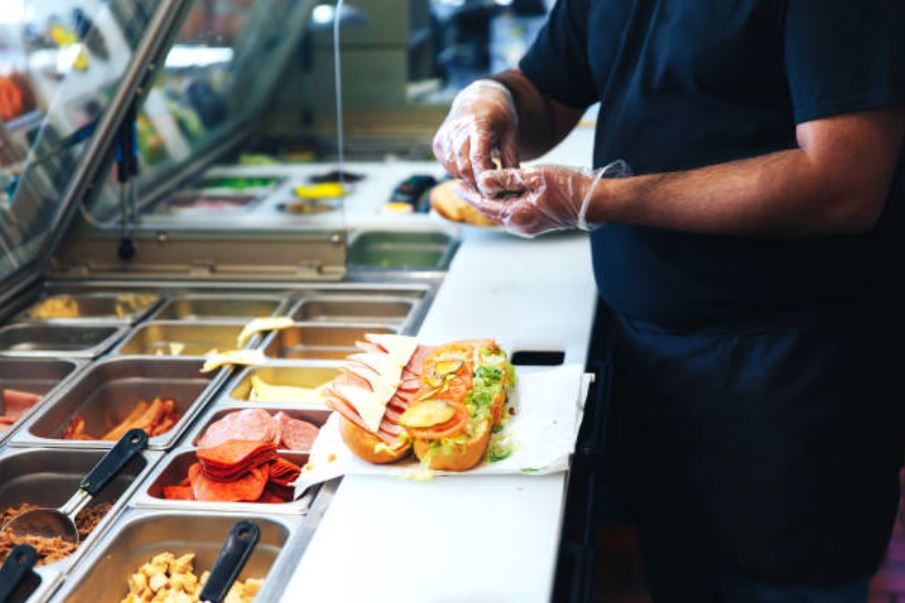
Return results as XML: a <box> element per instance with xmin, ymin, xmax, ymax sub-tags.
<box><xmin>198</xmin><ymin>408</ymin><xmax>277</xmax><ymax>448</ymax></box>
<box><xmin>273</xmin><ymin>411</ymin><xmax>320</xmax><ymax>451</ymax></box>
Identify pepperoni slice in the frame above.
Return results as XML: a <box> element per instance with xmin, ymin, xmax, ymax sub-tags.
<box><xmin>162</xmin><ymin>485</ymin><xmax>194</xmax><ymax>500</ymax></box>
<box><xmin>197</xmin><ymin>440</ymin><xmax>277</xmax><ymax>476</ymax></box>
<box><xmin>269</xmin><ymin>457</ymin><xmax>302</xmax><ymax>486</ymax></box>
<box><xmin>188</xmin><ymin>463</ymin><xmax>270</xmax><ymax>503</ymax></box>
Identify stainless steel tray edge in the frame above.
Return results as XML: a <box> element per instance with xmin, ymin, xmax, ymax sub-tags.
<box><xmin>129</xmin><ymin>445</ymin><xmax>317</xmax><ymax>516</ymax></box>
<box><xmin>48</xmin><ymin>508</ymin><xmax>303</xmax><ymax>603</ymax></box>
<box><xmin>0</xmin><ymin>358</ymin><xmax>89</xmax><ymax>448</ymax></box>
<box><xmin>11</xmin><ymin>293</ymin><xmax>166</xmax><ymax>326</ymax></box>
<box><xmin>8</xmin><ymin>358</ymin><xmax>232</xmax><ymax>451</ymax></box>
<box><xmin>0</xmin><ymin>323</ymin><xmax>131</xmax><ymax>359</ymax></box>
<box><xmin>148</xmin><ymin>293</ymin><xmax>291</xmax><ymax>322</ymax></box>
<box><xmin>0</xmin><ymin>448</ymin><xmax>163</xmax><ymax>603</ymax></box>
<box><xmin>182</xmin><ymin>401</ymin><xmax>330</xmax><ymax>448</ymax></box>
<box><xmin>258</xmin><ymin>320</ymin><xmax>401</xmax><ymax>363</ymax></box>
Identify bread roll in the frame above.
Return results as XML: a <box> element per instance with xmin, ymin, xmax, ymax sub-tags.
<box><xmin>339</xmin><ymin>418</ymin><xmax>411</xmax><ymax>464</ymax></box>
<box><xmin>430</xmin><ymin>180</ymin><xmax>495</xmax><ymax>227</ymax></box>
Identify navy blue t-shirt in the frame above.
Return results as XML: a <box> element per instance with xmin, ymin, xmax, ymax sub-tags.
<box><xmin>520</xmin><ymin>0</ymin><xmax>905</xmax><ymax>327</ymax></box>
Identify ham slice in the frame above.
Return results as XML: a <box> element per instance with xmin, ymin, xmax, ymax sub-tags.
<box><xmin>324</xmin><ymin>343</ymin><xmax>434</xmax><ymax>444</ymax></box>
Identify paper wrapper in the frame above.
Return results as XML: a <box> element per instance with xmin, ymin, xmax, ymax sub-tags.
<box><xmin>294</xmin><ymin>364</ymin><xmax>590</xmax><ymax>498</ymax></box>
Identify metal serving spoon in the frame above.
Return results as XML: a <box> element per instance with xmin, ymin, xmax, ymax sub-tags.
<box><xmin>1</xmin><ymin>428</ymin><xmax>148</xmax><ymax>547</ymax></box>
<box><xmin>199</xmin><ymin>521</ymin><xmax>261</xmax><ymax>603</ymax></box>
<box><xmin>0</xmin><ymin>544</ymin><xmax>37</xmax><ymax>603</ymax></box>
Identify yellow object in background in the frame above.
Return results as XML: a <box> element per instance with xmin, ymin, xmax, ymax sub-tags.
<box><xmin>201</xmin><ymin>349</ymin><xmax>266</xmax><ymax>373</ymax></box>
<box><xmin>294</xmin><ymin>183</ymin><xmax>348</xmax><ymax>199</ymax></box>
<box><xmin>50</xmin><ymin>24</ymin><xmax>78</xmax><ymax>46</ymax></box>
<box><xmin>249</xmin><ymin>375</ymin><xmax>324</xmax><ymax>404</ymax></box>
<box><xmin>383</xmin><ymin>202</ymin><xmax>413</xmax><ymax>214</ymax></box>
<box><xmin>236</xmin><ymin>316</ymin><xmax>294</xmax><ymax>347</ymax></box>
<box><xmin>73</xmin><ymin>49</ymin><xmax>89</xmax><ymax>71</ymax></box>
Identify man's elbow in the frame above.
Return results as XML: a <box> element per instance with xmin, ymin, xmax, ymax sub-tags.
<box><xmin>828</xmin><ymin>190</ymin><xmax>888</xmax><ymax>234</ymax></box>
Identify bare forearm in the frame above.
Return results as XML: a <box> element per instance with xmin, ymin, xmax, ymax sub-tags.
<box><xmin>591</xmin><ymin>149</ymin><xmax>889</xmax><ymax>238</ymax></box>
<box><xmin>490</xmin><ymin>69</ymin><xmax>581</xmax><ymax>161</ymax></box>
<box><xmin>587</xmin><ymin>108</ymin><xmax>905</xmax><ymax>238</ymax></box>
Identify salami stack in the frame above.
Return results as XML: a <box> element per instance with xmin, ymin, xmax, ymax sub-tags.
<box><xmin>162</xmin><ymin>440</ymin><xmax>302</xmax><ymax>503</ymax></box>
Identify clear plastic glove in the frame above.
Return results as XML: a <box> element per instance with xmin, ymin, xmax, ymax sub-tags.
<box><xmin>433</xmin><ymin>79</ymin><xmax>520</xmax><ymax>188</ymax></box>
<box><xmin>455</xmin><ymin>160</ymin><xmax>632</xmax><ymax>238</ymax></box>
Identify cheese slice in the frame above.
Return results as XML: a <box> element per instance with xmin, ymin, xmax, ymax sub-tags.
<box><xmin>348</xmin><ymin>353</ymin><xmax>404</xmax><ymax>382</ymax></box>
<box><xmin>236</xmin><ymin>317</ymin><xmax>295</xmax><ymax>347</ymax></box>
<box><xmin>201</xmin><ymin>349</ymin><xmax>266</xmax><ymax>373</ymax></box>
<box><xmin>343</xmin><ymin>360</ymin><xmax>402</xmax><ymax>406</ymax></box>
<box><xmin>335</xmin><ymin>384</ymin><xmax>388</xmax><ymax>432</ymax></box>
<box><xmin>249</xmin><ymin>375</ymin><xmax>324</xmax><ymax>404</ymax></box>
<box><xmin>365</xmin><ymin>334</ymin><xmax>418</xmax><ymax>366</ymax></box>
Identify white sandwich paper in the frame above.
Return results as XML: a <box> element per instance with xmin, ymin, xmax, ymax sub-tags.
<box><xmin>294</xmin><ymin>363</ymin><xmax>590</xmax><ymax>498</ymax></box>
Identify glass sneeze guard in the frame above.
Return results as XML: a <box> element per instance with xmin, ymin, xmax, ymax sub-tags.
<box><xmin>0</xmin><ymin>0</ymin><xmax>173</xmax><ymax>290</ymax></box>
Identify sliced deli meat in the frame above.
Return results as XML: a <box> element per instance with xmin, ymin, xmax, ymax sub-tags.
<box><xmin>198</xmin><ymin>408</ymin><xmax>277</xmax><ymax>448</ymax></box>
<box><xmin>188</xmin><ymin>462</ymin><xmax>270</xmax><ymax>503</ymax></box>
<box><xmin>269</xmin><ymin>456</ymin><xmax>301</xmax><ymax>487</ymax></box>
<box><xmin>196</xmin><ymin>440</ymin><xmax>278</xmax><ymax>481</ymax></box>
<box><xmin>273</xmin><ymin>411</ymin><xmax>319</xmax><ymax>451</ymax></box>
<box><xmin>329</xmin><ymin>335</ymin><xmax>420</xmax><ymax>433</ymax></box>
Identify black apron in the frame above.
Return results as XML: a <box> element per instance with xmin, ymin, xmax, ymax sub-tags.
<box><xmin>607</xmin><ymin>305</ymin><xmax>905</xmax><ymax>587</ymax></box>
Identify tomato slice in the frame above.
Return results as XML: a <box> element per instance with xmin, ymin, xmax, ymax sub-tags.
<box><xmin>404</xmin><ymin>400</ymin><xmax>469</xmax><ymax>440</ymax></box>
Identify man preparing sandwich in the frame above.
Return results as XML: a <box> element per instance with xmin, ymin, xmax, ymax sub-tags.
<box><xmin>432</xmin><ymin>1</ymin><xmax>905</xmax><ymax>602</ymax></box>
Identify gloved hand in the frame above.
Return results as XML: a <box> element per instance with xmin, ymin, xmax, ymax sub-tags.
<box><xmin>455</xmin><ymin>160</ymin><xmax>631</xmax><ymax>237</ymax></box>
<box><xmin>433</xmin><ymin>79</ymin><xmax>520</xmax><ymax>187</ymax></box>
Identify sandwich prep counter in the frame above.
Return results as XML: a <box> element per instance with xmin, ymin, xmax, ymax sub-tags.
<box><xmin>0</xmin><ymin>1</ymin><xmax>601</xmax><ymax>601</ymax></box>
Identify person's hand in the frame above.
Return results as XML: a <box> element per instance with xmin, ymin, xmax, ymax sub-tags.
<box><xmin>455</xmin><ymin>161</ymin><xmax>631</xmax><ymax>237</ymax></box>
<box><xmin>433</xmin><ymin>80</ymin><xmax>520</xmax><ymax>188</ymax></box>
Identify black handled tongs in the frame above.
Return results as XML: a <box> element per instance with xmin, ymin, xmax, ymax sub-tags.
<box><xmin>0</xmin><ymin>545</ymin><xmax>38</xmax><ymax>603</ymax></box>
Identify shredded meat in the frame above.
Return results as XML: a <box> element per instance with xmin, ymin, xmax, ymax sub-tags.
<box><xmin>0</xmin><ymin>502</ymin><xmax>112</xmax><ymax>566</ymax></box>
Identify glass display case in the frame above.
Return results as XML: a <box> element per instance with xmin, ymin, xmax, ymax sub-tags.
<box><xmin>0</xmin><ymin>0</ymin><xmax>161</xmax><ymax>291</ymax></box>
<box><xmin>0</xmin><ymin>3</ymin><xmax>458</xmax><ymax>601</ymax></box>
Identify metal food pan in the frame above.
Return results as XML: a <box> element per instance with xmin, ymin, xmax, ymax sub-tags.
<box><xmin>262</xmin><ymin>324</ymin><xmax>397</xmax><ymax>361</ymax></box>
<box><xmin>54</xmin><ymin>509</ymin><xmax>300</xmax><ymax>603</ymax></box>
<box><xmin>186</xmin><ymin>404</ymin><xmax>330</xmax><ymax>448</ymax></box>
<box><xmin>0</xmin><ymin>358</ymin><xmax>82</xmax><ymax>447</ymax></box>
<box><xmin>0</xmin><ymin>324</ymin><xmax>128</xmax><ymax>358</ymax></box>
<box><xmin>347</xmin><ymin>230</ymin><xmax>457</xmax><ymax>270</ymax></box>
<box><xmin>151</xmin><ymin>192</ymin><xmax>260</xmax><ymax>215</ymax></box>
<box><xmin>132</xmin><ymin>448</ymin><xmax>316</xmax><ymax>515</ymax></box>
<box><xmin>0</xmin><ymin>448</ymin><xmax>160</xmax><ymax>579</ymax></box>
<box><xmin>291</xmin><ymin>283</ymin><xmax>430</xmax><ymax>301</ymax></box>
<box><xmin>13</xmin><ymin>358</ymin><xmax>219</xmax><ymax>451</ymax></box>
<box><xmin>15</xmin><ymin>293</ymin><xmax>161</xmax><ymax>325</ymax></box>
<box><xmin>290</xmin><ymin>296</ymin><xmax>415</xmax><ymax>327</ymax></box>
<box><xmin>113</xmin><ymin>321</ymin><xmax>247</xmax><ymax>357</ymax></box>
<box><xmin>151</xmin><ymin>294</ymin><xmax>288</xmax><ymax>321</ymax></box>
<box><xmin>227</xmin><ymin>365</ymin><xmax>338</xmax><ymax>405</ymax></box>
